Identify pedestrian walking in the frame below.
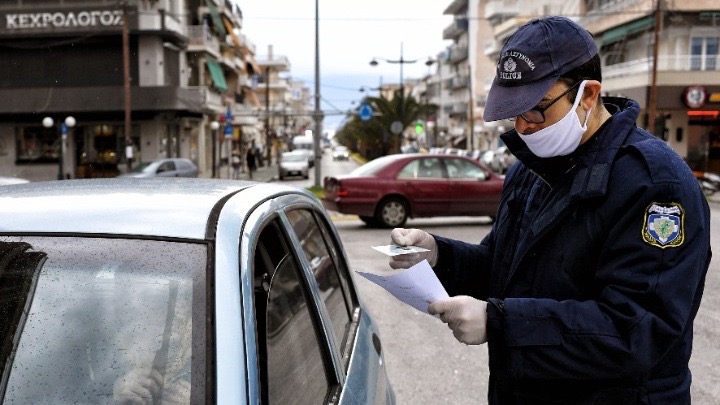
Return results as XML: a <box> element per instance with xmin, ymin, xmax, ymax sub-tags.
<box><xmin>231</xmin><ymin>153</ymin><xmax>241</xmax><ymax>180</ymax></box>
<box><xmin>388</xmin><ymin>16</ymin><xmax>711</xmax><ymax>404</ymax></box>
<box><xmin>246</xmin><ymin>148</ymin><xmax>256</xmax><ymax>180</ymax></box>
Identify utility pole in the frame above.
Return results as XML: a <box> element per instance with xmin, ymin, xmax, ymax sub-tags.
<box><xmin>265</xmin><ymin>66</ymin><xmax>271</xmax><ymax>165</ymax></box>
<box><xmin>313</xmin><ymin>0</ymin><xmax>323</xmax><ymax>188</ymax></box>
<box><xmin>647</xmin><ymin>0</ymin><xmax>662</xmax><ymax>133</ymax></box>
<box><xmin>122</xmin><ymin>1</ymin><xmax>132</xmax><ymax>169</ymax></box>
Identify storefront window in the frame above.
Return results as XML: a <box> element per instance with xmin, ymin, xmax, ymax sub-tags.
<box><xmin>15</xmin><ymin>126</ymin><xmax>59</xmax><ymax>164</ymax></box>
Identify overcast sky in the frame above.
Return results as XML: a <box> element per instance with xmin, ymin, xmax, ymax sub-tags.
<box><xmin>239</xmin><ymin>0</ymin><xmax>454</xmax><ymax>132</ymax></box>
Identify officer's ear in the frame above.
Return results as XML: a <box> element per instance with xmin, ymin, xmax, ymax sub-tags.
<box><xmin>581</xmin><ymin>80</ymin><xmax>602</xmax><ymax>110</ymax></box>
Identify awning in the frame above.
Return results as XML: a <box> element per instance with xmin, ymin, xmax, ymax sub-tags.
<box><xmin>241</xmin><ymin>48</ymin><xmax>261</xmax><ymax>75</ymax></box>
<box><xmin>221</xmin><ymin>15</ymin><xmax>243</xmax><ymax>49</ymax></box>
<box><xmin>206</xmin><ymin>59</ymin><xmax>228</xmax><ymax>92</ymax></box>
<box><xmin>601</xmin><ymin>16</ymin><xmax>654</xmax><ymax>46</ymax></box>
<box><xmin>244</xmin><ymin>88</ymin><xmax>262</xmax><ymax>108</ymax></box>
<box><xmin>206</xmin><ymin>0</ymin><xmax>227</xmax><ymax>36</ymax></box>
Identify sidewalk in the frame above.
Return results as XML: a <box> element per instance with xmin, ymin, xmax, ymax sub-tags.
<box><xmin>201</xmin><ymin>162</ymin><xmax>277</xmax><ymax>183</ymax></box>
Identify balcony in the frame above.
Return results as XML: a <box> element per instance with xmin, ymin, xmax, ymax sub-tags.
<box><xmin>186</xmin><ymin>25</ymin><xmax>221</xmax><ymax>58</ymax></box>
<box><xmin>484</xmin><ymin>39</ymin><xmax>501</xmax><ymax>57</ymax></box>
<box><xmin>443</xmin><ymin>18</ymin><xmax>468</xmax><ymax>40</ymax></box>
<box><xmin>485</xmin><ymin>0</ymin><xmax>518</xmax><ymax>21</ymax></box>
<box><xmin>443</xmin><ymin>0</ymin><xmax>468</xmax><ymax>15</ymax></box>
<box><xmin>451</xmin><ymin>75</ymin><xmax>470</xmax><ymax>89</ymax></box>
<box><xmin>448</xmin><ymin>46</ymin><xmax>468</xmax><ymax>64</ymax></box>
<box><xmin>603</xmin><ymin>55</ymin><xmax>720</xmax><ymax>80</ymax></box>
<box><xmin>136</xmin><ymin>8</ymin><xmax>186</xmax><ymax>42</ymax></box>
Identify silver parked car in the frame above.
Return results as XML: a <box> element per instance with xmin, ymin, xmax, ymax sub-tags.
<box><xmin>0</xmin><ymin>179</ymin><xmax>395</xmax><ymax>404</ymax></box>
<box><xmin>278</xmin><ymin>151</ymin><xmax>310</xmax><ymax>180</ymax></box>
<box><xmin>118</xmin><ymin>158</ymin><xmax>199</xmax><ymax>178</ymax></box>
<box><xmin>0</xmin><ymin>176</ymin><xmax>29</xmax><ymax>185</ymax></box>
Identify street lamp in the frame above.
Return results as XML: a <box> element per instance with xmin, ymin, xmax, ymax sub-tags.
<box><xmin>370</xmin><ymin>43</ymin><xmax>419</xmax><ymax>152</ymax></box>
<box><xmin>424</xmin><ymin>58</ymin><xmax>437</xmax><ymax>148</ymax></box>
<box><xmin>210</xmin><ymin>120</ymin><xmax>219</xmax><ymax>178</ymax></box>
<box><xmin>43</xmin><ymin>116</ymin><xmax>76</xmax><ymax>180</ymax></box>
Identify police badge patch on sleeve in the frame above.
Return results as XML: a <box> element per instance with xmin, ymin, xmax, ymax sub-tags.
<box><xmin>641</xmin><ymin>202</ymin><xmax>685</xmax><ymax>248</ymax></box>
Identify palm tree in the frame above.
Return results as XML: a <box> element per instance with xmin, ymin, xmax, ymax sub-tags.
<box><xmin>337</xmin><ymin>90</ymin><xmax>437</xmax><ymax>159</ymax></box>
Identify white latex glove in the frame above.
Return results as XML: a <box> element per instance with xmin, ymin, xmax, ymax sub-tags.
<box><xmin>428</xmin><ymin>296</ymin><xmax>488</xmax><ymax>345</ymax></box>
<box><xmin>389</xmin><ymin>228</ymin><xmax>438</xmax><ymax>269</ymax></box>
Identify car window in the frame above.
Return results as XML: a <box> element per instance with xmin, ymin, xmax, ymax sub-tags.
<box><xmin>401</xmin><ymin>157</ymin><xmax>443</xmax><ymax>178</ymax></box>
<box><xmin>253</xmin><ymin>221</ymin><xmax>335</xmax><ymax>404</ymax></box>
<box><xmin>286</xmin><ymin>210</ymin><xmax>351</xmax><ymax>349</ymax></box>
<box><xmin>0</xmin><ymin>237</ymin><xmax>207</xmax><ymax>404</ymax></box>
<box><xmin>444</xmin><ymin>158</ymin><xmax>488</xmax><ymax>180</ymax></box>
<box><xmin>158</xmin><ymin>161</ymin><xmax>176</xmax><ymax>172</ymax></box>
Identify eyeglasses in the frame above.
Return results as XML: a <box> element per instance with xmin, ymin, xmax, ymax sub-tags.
<box><xmin>517</xmin><ymin>80</ymin><xmax>582</xmax><ymax>124</ymax></box>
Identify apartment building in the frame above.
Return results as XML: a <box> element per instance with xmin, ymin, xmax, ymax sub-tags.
<box><xmin>441</xmin><ymin>0</ymin><xmax>473</xmax><ymax>149</ymax></box>
<box><xmin>254</xmin><ymin>45</ymin><xmax>290</xmax><ymax>164</ymax></box>
<box><xmin>0</xmin><ymin>0</ymin><xmax>301</xmax><ymax>181</ymax></box>
<box><xmin>580</xmin><ymin>0</ymin><xmax>720</xmax><ymax>172</ymax></box>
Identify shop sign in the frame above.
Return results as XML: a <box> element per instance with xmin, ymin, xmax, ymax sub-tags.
<box><xmin>3</xmin><ymin>9</ymin><xmax>123</xmax><ymax>31</ymax></box>
<box><xmin>683</xmin><ymin>85</ymin><xmax>707</xmax><ymax>109</ymax></box>
<box><xmin>709</xmin><ymin>93</ymin><xmax>720</xmax><ymax>103</ymax></box>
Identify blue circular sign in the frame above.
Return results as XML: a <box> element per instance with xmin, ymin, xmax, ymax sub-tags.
<box><xmin>359</xmin><ymin>103</ymin><xmax>373</xmax><ymax>121</ymax></box>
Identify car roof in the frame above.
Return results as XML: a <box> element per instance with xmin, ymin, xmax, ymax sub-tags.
<box><xmin>0</xmin><ymin>178</ymin><xmax>297</xmax><ymax>240</ymax></box>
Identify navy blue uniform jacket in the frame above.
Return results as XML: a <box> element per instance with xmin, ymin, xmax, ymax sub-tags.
<box><xmin>432</xmin><ymin>98</ymin><xmax>711</xmax><ymax>404</ymax></box>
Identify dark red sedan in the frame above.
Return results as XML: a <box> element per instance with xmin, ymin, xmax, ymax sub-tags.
<box><xmin>322</xmin><ymin>153</ymin><xmax>504</xmax><ymax>228</ymax></box>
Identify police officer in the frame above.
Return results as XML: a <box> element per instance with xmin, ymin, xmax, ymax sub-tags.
<box><xmin>389</xmin><ymin>16</ymin><xmax>711</xmax><ymax>404</ymax></box>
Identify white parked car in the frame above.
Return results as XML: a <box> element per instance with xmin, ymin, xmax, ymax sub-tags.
<box><xmin>278</xmin><ymin>151</ymin><xmax>310</xmax><ymax>180</ymax></box>
<box><xmin>0</xmin><ymin>176</ymin><xmax>29</xmax><ymax>185</ymax></box>
<box><xmin>118</xmin><ymin>158</ymin><xmax>199</xmax><ymax>178</ymax></box>
<box><xmin>332</xmin><ymin>145</ymin><xmax>350</xmax><ymax>161</ymax></box>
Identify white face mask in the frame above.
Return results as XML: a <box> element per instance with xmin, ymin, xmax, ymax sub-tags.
<box><xmin>518</xmin><ymin>80</ymin><xmax>591</xmax><ymax>158</ymax></box>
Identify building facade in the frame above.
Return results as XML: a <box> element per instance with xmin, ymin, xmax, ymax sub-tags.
<box><xmin>0</xmin><ymin>0</ymin><xmax>306</xmax><ymax>181</ymax></box>
<box><xmin>580</xmin><ymin>0</ymin><xmax>720</xmax><ymax>172</ymax></box>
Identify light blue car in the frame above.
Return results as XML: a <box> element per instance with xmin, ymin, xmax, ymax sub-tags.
<box><xmin>0</xmin><ymin>178</ymin><xmax>395</xmax><ymax>404</ymax></box>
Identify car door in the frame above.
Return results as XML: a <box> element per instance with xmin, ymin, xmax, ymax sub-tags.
<box><xmin>224</xmin><ymin>192</ymin><xmax>393</xmax><ymax>404</ymax></box>
<box><xmin>396</xmin><ymin>157</ymin><xmax>450</xmax><ymax>217</ymax></box>
<box><xmin>442</xmin><ymin>157</ymin><xmax>503</xmax><ymax>217</ymax></box>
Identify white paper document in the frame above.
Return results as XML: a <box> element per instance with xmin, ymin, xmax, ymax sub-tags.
<box><xmin>371</xmin><ymin>244</ymin><xmax>430</xmax><ymax>257</ymax></box>
<box><xmin>357</xmin><ymin>260</ymin><xmax>449</xmax><ymax>315</ymax></box>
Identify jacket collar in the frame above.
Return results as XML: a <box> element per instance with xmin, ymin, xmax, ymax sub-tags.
<box><xmin>501</xmin><ymin>97</ymin><xmax>640</xmax><ymax>198</ymax></box>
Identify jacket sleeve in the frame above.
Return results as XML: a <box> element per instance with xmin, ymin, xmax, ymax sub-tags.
<box><xmin>486</xmin><ymin>147</ymin><xmax>712</xmax><ymax>381</ymax></box>
<box><xmin>432</xmin><ymin>230</ymin><xmax>494</xmax><ymax>299</ymax></box>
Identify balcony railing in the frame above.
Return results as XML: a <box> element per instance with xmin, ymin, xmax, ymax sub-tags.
<box><xmin>449</xmin><ymin>46</ymin><xmax>469</xmax><ymax>63</ymax></box>
<box><xmin>604</xmin><ymin>55</ymin><xmax>720</xmax><ymax>79</ymax></box>
<box><xmin>485</xmin><ymin>0</ymin><xmax>519</xmax><ymax>20</ymax></box>
<box><xmin>186</xmin><ymin>25</ymin><xmax>220</xmax><ymax>54</ymax></box>
<box><xmin>443</xmin><ymin>18</ymin><xmax>469</xmax><ymax>40</ymax></box>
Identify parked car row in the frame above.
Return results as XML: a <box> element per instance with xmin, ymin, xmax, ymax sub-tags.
<box><xmin>322</xmin><ymin>153</ymin><xmax>503</xmax><ymax>228</ymax></box>
<box><xmin>428</xmin><ymin>146</ymin><xmax>517</xmax><ymax>174</ymax></box>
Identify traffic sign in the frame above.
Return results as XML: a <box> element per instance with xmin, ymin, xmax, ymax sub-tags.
<box><xmin>390</xmin><ymin>121</ymin><xmax>403</xmax><ymax>135</ymax></box>
<box><xmin>359</xmin><ymin>103</ymin><xmax>373</xmax><ymax>121</ymax></box>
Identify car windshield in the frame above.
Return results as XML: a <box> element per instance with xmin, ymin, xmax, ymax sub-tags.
<box><xmin>333</xmin><ymin>146</ymin><xmax>347</xmax><ymax>152</ymax></box>
<box><xmin>127</xmin><ymin>161</ymin><xmax>154</xmax><ymax>173</ymax></box>
<box><xmin>0</xmin><ymin>236</ymin><xmax>207</xmax><ymax>404</ymax></box>
<box><xmin>350</xmin><ymin>155</ymin><xmax>401</xmax><ymax>176</ymax></box>
<box><xmin>282</xmin><ymin>153</ymin><xmax>307</xmax><ymax>162</ymax></box>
